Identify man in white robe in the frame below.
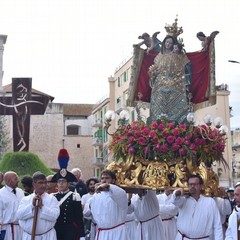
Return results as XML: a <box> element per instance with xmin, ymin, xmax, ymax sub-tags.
<box><xmin>130</xmin><ymin>190</ymin><xmax>166</xmax><ymax>240</ymax></box>
<box><xmin>88</xmin><ymin>170</ymin><xmax>128</xmax><ymax>240</ymax></box>
<box><xmin>171</xmin><ymin>174</ymin><xmax>223</xmax><ymax>240</ymax></box>
<box><xmin>16</xmin><ymin>172</ymin><xmax>60</xmax><ymax>240</ymax></box>
<box><xmin>157</xmin><ymin>186</ymin><xmax>178</xmax><ymax>240</ymax></box>
<box><xmin>0</xmin><ymin>171</ymin><xmax>25</xmax><ymax>240</ymax></box>
<box><xmin>213</xmin><ymin>187</ymin><xmax>232</xmax><ymax>237</ymax></box>
<box><xmin>226</xmin><ymin>185</ymin><xmax>240</xmax><ymax>240</ymax></box>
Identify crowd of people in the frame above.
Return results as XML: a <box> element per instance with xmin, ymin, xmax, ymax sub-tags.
<box><xmin>0</xmin><ymin>168</ymin><xmax>240</xmax><ymax>240</ymax></box>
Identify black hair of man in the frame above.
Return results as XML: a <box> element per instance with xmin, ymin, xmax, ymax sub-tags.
<box><xmin>86</xmin><ymin>177</ymin><xmax>99</xmax><ymax>189</ymax></box>
<box><xmin>101</xmin><ymin>170</ymin><xmax>117</xmax><ymax>181</ymax></box>
<box><xmin>32</xmin><ymin>171</ymin><xmax>46</xmax><ymax>183</ymax></box>
<box><xmin>21</xmin><ymin>175</ymin><xmax>33</xmax><ymax>188</ymax></box>
<box><xmin>187</xmin><ymin>174</ymin><xmax>203</xmax><ymax>185</ymax></box>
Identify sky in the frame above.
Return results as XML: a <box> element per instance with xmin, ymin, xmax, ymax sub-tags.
<box><xmin>0</xmin><ymin>0</ymin><xmax>240</xmax><ymax>128</ymax></box>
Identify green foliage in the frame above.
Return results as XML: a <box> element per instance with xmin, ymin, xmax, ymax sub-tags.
<box><xmin>0</xmin><ymin>116</ymin><xmax>10</xmax><ymax>158</ymax></box>
<box><xmin>0</xmin><ymin>152</ymin><xmax>53</xmax><ymax>178</ymax></box>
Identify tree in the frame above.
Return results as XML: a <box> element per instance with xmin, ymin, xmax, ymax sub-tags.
<box><xmin>0</xmin><ymin>116</ymin><xmax>10</xmax><ymax>159</ymax></box>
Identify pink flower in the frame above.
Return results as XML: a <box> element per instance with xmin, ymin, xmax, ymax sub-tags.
<box><xmin>175</xmin><ymin>137</ymin><xmax>184</xmax><ymax>145</ymax></box>
<box><xmin>160</xmin><ymin>144</ymin><xmax>169</xmax><ymax>152</ymax></box>
<box><xmin>179</xmin><ymin>124</ymin><xmax>187</xmax><ymax>130</ymax></box>
<box><xmin>167</xmin><ymin>135</ymin><xmax>175</xmax><ymax>144</ymax></box>
<box><xmin>152</xmin><ymin>138</ymin><xmax>159</xmax><ymax>144</ymax></box>
<box><xmin>158</xmin><ymin>124</ymin><xmax>165</xmax><ymax>131</ymax></box>
<box><xmin>162</xmin><ymin>130</ymin><xmax>169</xmax><ymax>138</ymax></box>
<box><xmin>194</xmin><ymin>138</ymin><xmax>201</xmax><ymax>144</ymax></box>
<box><xmin>143</xmin><ymin>127</ymin><xmax>150</xmax><ymax>135</ymax></box>
<box><xmin>179</xmin><ymin>148</ymin><xmax>187</xmax><ymax>156</ymax></box>
<box><xmin>128</xmin><ymin>136</ymin><xmax>135</xmax><ymax>143</ymax></box>
<box><xmin>134</xmin><ymin>130</ymin><xmax>141</xmax><ymax>138</ymax></box>
<box><xmin>190</xmin><ymin>143</ymin><xmax>198</xmax><ymax>151</ymax></box>
<box><xmin>128</xmin><ymin>147</ymin><xmax>135</xmax><ymax>154</ymax></box>
<box><xmin>150</xmin><ymin>122</ymin><xmax>158</xmax><ymax>129</ymax></box>
<box><xmin>138</xmin><ymin>137</ymin><xmax>147</xmax><ymax>145</ymax></box>
<box><xmin>172</xmin><ymin>143</ymin><xmax>180</xmax><ymax>151</ymax></box>
<box><xmin>155</xmin><ymin>144</ymin><xmax>161</xmax><ymax>151</ymax></box>
<box><xmin>149</xmin><ymin>130</ymin><xmax>156</xmax><ymax>138</ymax></box>
<box><xmin>172</xmin><ymin>128</ymin><xmax>180</xmax><ymax>136</ymax></box>
<box><xmin>167</xmin><ymin>122</ymin><xmax>175</xmax><ymax>129</ymax></box>
<box><xmin>199</xmin><ymin>139</ymin><xmax>206</xmax><ymax>146</ymax></box>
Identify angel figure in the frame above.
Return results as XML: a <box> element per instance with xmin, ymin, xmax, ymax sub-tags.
<box><xmin>134</xmin><ymin>32</ymin><xmax>161</xmax><ymax>53</ymax></box>
<box><xmin>196</xmin><ymin>31</ymin><xmax>219</xmax><ymax>51</ymax></box>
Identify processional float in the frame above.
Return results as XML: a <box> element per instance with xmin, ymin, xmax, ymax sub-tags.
<box><xmin>106</xmin><ymin>17</ymin><xmax>227</xmax><ymax>196</ymax></box>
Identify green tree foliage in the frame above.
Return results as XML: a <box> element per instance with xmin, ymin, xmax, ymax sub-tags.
<box><xmin>0</xmin><ymin>116</ymin><xmax>10</xmax><ymax>159</ymax></box>
<box><xmin>0</xmin><ymin>152</ymin><xmax>53</xmax><ymax>178</ymax></box>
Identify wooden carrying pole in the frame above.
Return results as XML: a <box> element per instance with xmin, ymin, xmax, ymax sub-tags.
<box><xmin>31</xmin><ymin>199</ymin><xmax>39</xmax><ymax>240</ymax></box>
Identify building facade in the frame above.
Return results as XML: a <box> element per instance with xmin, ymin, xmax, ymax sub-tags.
<box><xmin>3</xmin><ymin>102</ymin><xmax>95</xmax><ymax>180</ymax></box>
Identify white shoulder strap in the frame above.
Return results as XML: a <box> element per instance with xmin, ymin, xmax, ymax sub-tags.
<box><xmin>58</xmin><ymin>191</ymin><xmax>73</xmax><ymax>206</ymax></box>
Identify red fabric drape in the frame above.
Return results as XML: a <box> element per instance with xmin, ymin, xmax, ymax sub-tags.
<box><xmin>187</xmin><ymin>51</ymin><xmax>210</xmax><ymax>104</ymax></box>
<box><xmin>135</xmin><ymin>50</ymin><xmax>211</xmax><ymax>104</ymax></box>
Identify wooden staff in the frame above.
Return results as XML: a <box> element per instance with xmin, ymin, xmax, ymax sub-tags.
<box><xmin>31</xmin><ymin>199</ymin><xmax>39</xmax><ymax>240</ymax></box>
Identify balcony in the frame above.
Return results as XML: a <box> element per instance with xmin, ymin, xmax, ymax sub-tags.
<box><xmin>92</xmin><ymin>137</ymin><xmax>103</xmax><ymax>146</ymax></box>
<box><xmin>115</xmin><ymin>101</ymin><xmax>125</xmax><ymax>114</ymax></box>
<box><xmin>93</xmin><ymin>157</ymin><xmax>105</xmax><ymax>166</ymax></box>
<box><xmin>92</xmin><ymin>119</ymin><xmax>103</xmax><ymax>127</ymax></box>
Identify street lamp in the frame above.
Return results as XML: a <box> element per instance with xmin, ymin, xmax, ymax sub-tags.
<box><xmin>228</xmin><ymin>60</ymin><xmax>240</xmax><ymax>64</ymax></box>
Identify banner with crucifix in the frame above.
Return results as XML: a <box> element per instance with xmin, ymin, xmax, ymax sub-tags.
<box><xmin>0</xmin><ymin>78</ymin><xmax>54</xmax><ymax>152</ymax></box>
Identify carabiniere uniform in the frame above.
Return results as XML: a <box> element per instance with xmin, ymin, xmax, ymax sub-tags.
<box><xmin>51</xmin><ymin>148</ymin><xmax>85</xmax><ymax>240</ymax></box>
<box><xmin>53</xmin><ymin>190</ymin><xmax>85</xmax><ymax>240</ymax></box>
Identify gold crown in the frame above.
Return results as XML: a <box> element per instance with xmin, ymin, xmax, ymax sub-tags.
<box><xmin>165</xmin><ymin>16</ymin><xmax>183</xmax><ymax>37</ymax></box>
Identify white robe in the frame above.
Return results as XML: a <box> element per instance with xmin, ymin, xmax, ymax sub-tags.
<box><xmin>225</xmin><ymin>207</ymin><xmax>240</xmax><ymax>240</ymax></box>
<box><xmin>131</xmin><ymin>190</ymin><xmax>166</xmax><ymax>240</ymax></box>
<box><xmin>157</xmin><ymin>193</ymin><xmax>178</xmax><ymax>240</ymax></box>
<box><xmin>171</xmin><ymin>191</ymin><xmax>223</xmax><ymax>240</ymax></box>
<box><xmin>90</xmin><ymin>184</ymin><xmax>128</xmax><ymax>240</ymax></box>
<box><xmin>125</xmin><ymin>211</ymin><xmax>138</xmax><ymax>240</ymax></box>
<box><xmin>0</xmin><ymin>186</ymin><xmax>25</xmax><ymax>240</ymax></box>
<box><xmin>16</xmin><ymin>192</ymin><xmax>60</xmax><ymax>240</ymax></box>
<box><xmin>83</xmin><ymin>198</ymin><xmax>97</xmax><ymax>240</ymax></box>
<box><xmin>82</xmin><ymin>193</ymin><xmax>94</xmax><ymax>206</ymax></box>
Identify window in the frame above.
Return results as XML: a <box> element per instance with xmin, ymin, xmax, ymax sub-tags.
<box><xmin>131</xmin><ymin>110</ymin><xmax>135</xmax><ymax>122</ymax></box>
<box><xmin>124</xmin><ymin>71</ymin><xmax>127</xmax><ymax>82</ymax></box>
<box><xmin>94</xmin><ymin>128</ymin><xmax>103</xmax><ymax>138</ymax></box>
<box><xmin>95</xmin><ymin>149</ymin><xmax>98</xmax><ymax>157</ymax></box>
<box><xmin>123</xmin><ymin>90</ymin><xmax>128</xmax><ymax>106</ymax></box>
<box><xmin>103</xmin><ymin>128</ymin><xmax>108</xmax><ymax>143</ymax></box>
<box><xmin>118</xmin><ymin>77</ymin><xmax>121</xmax><ymax>87</ymax></box>
<box><xmin>67</xmin><ymin>125</ymin><xmax>80</xmax><ymax>135</ymax></box>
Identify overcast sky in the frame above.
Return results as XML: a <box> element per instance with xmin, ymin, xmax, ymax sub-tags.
<box><xmin>0</xmin><ymin>0</ymin><xmax>239</xmax><ymax>128</ymax></box>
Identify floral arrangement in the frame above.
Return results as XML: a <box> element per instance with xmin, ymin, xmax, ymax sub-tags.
<box><xmin>109</xmin><ymin>119</ymin><xmax>227</xmax><ymax>167</ymax></box>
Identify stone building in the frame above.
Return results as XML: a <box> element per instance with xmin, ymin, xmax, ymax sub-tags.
<box><xmin>3</xmin><ymin>101</ymin><xmax>95</xmax><ymax>180</ymax></box>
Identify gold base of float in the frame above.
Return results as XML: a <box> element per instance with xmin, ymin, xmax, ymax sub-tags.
<box><xmin>107</xmin><ymin>154</ymin><xmax>219</xmax><ymax>196</ymax></box>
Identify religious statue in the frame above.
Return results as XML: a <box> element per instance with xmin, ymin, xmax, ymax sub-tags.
<box><xmin>107</xmin><ymin>16</ymin><xmax>222</xmax><ymax>194</ymax></box>
<box><xmin>128</xmin><ymin>16</ymin><xmax>218</xmax><ymax>116</ymax></box>
<box><xmin>148</xmin><ymin>28</ymin><xmax>191</xmax><ymax>124</ymax></box>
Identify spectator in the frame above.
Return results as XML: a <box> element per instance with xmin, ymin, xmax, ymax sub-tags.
<box><xmin>70</xmin><ymin>168</ymin><xmax>87</xmax><ymax>197</ymax></box>
<box><xmin>21</xmin><ymin>175</ymin><xmax>34</xmax><ymax>196</ymax></box>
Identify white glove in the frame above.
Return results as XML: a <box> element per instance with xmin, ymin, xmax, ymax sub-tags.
<box><xmin>80</xmin><ymin>237</ymin><xmax>85</xmax><ymax>240</ymax></box>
